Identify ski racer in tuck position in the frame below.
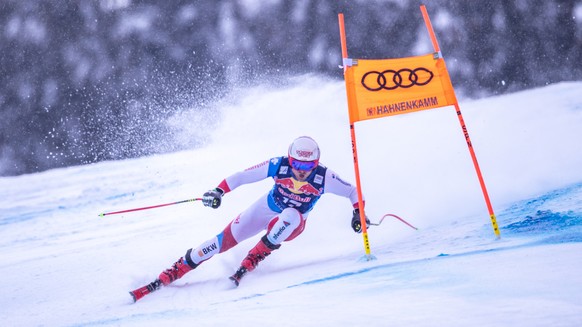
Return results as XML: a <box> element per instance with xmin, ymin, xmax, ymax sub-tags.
<box><xmin>131</xmin><ymin>136</ymin><xmax>368</xmax><ymax>301</ymax></box>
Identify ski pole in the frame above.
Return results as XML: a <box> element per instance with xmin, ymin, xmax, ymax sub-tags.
<box><xmin>99</xmin><ymin>198</ymin><xmax>203</xmax><ymax>217</ymax></box>
<box><xmin>369</xmin><ymin>213</ymin><xmax>419</xmax><ymax>230</ymax></box>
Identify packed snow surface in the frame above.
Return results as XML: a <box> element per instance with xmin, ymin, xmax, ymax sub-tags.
<box><xmin>1</xmin><ymin>78</ymin><xmax>581</xmax><ymax>326</ymax></box>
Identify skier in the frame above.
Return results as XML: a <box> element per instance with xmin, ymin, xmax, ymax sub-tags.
<box><xmin>131</xmin><ymin>136</ymin><xmax>368</xmax><ymax>301</ymax></box>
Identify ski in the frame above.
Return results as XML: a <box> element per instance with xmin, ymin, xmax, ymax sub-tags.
<box><xmin>129</xmin><ymin>279</ymin><xmax>162</xmax><ymax>303</ymax></box>
<box><xmin>131</xmin><ymin>268</ymin><xmax>246</xmax><ymax>302</ymax></box>
<box><xmin>229</xmin><ymin>266</ymin><xmax>248</xmax><ymax>287</ymax></box>
<box><xmin>229</xmin><ymin>275</ymin><xmax>240</xmax><ymax>287</ymax></box>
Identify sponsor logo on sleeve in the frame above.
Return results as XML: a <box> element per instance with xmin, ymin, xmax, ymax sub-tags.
<box><xmin>332</xmin><ymin>173</ymin><xmax>352</xmax><ymax>187</ymax></box>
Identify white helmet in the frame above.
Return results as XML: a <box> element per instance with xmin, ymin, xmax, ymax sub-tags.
<box><xmin>288</xmin><ymin>136</ymin><xmax>320</xmax><ymax>170</ymax></box>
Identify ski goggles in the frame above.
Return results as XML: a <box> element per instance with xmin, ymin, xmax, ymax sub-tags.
<box><xmin>289</xmin><ymin>158</ymin><xmax>318</xmax><ymax>171</ymax></box>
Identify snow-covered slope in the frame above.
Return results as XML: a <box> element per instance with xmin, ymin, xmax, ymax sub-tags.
<box><xmin>1</xmin><ymin>77</ymin><xmax>581</xmax><ymax>326</ymax></box>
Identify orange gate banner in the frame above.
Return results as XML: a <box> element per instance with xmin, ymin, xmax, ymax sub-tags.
<box><xmin>338</xmin><ymin>6</ymin><xmax>500</xmax><ymax>253</ymax></box>
<box><xmin>344</xmin><ymin>53</ymin><xmax>458</xmax><ymax>124</ymax></box>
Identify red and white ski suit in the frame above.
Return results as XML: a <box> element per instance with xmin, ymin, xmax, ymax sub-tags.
<box><xmin>188</xmin><ymin>156</ymin><xmax>362</xmax><ymax>265</ymax></box>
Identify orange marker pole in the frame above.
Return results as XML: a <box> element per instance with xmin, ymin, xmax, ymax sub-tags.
<box><xmin>338</xmin><ymin>13</ymin><xmax>348</xmax><ymax>74</ymax></box>
<box><xmin>420</xmin><ymin>5</ymin><xmax>500</xmax><ymax>238</ymax></box>
<box><xmin>339</xmin><ymin>13</ymin><xmax>376</xmax><ymax>259</ymax></box>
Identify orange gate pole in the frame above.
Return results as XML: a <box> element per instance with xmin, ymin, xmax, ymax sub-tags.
<box><xmin>339</xmin><ymin>13</ymin><xmax>376</xmax><ymax>259</ymax></box>
<box><xmin>420</xmin><ymin>5</ymin><xmax>500</xmax><ymax>238</ymax></box>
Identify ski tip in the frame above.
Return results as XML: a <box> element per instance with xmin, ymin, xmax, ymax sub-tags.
<box><xmin>129</xmin><ymin>279</ymin><xmax>162</xmax><ymax>303</ymax></box>
<box><xmin>228</xmin><ymin>276</ymin><xmax>240</xmax><ymax>287</ymax></box>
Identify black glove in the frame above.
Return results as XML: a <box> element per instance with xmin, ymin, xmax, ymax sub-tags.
<box><xmin>351</xmin><ymin>209</ymin><xmax>370</xmax><ymax>233</ymax></box>
<box><xmin>202</xmin><ymin>188</ymin><xmax>224</xmax><ymax>209</ymax></box>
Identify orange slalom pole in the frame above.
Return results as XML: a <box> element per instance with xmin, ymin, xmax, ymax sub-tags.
<box><xmin>420</xmin><ymin>5</ymin><xmax>500</xmax><ymax>238</ymax></box>
<box><xmin>339</xmin><ymin>13</ymin><xmax>375</xmax><ymax>259</ymax></box>
<box><xmin>453</xmin><ymin>103</ymin><xmax>500</xmax><ymax>237</ymax></box>
<box><xmin>338</xmin><ymin>13</ymin><xmax>348</xmax><ymax>73</ymax></box>
<box><xmin>420</xmin><ymin>5</ymin><xmax>441</xmax><ymax>52</ymax></box>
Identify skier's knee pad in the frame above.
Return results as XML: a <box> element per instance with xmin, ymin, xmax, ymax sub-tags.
<box><xmin>266</xmin><ymin>208</ymin><xmax>304</xmax><ymax>245</ymax></box>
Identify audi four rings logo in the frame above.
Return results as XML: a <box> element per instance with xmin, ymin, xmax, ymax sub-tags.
<box><xmin>361</xmin><ymin>68</ymin><xmax>434</xmax><ymax>91</ymax></box>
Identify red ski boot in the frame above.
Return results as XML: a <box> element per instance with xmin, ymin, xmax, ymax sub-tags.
<box><xmin>159</xmin><ymin>256</ymin><xmax>197</xmax><ymax>286</ymax></box>
<box><xmin>130</xmin><ymin>251</ymin><xmax>198</xmax><ymax>302</ymax></box>
<box><xmin>229</xmin><ymin>235</ymin><xmax>280</xmax><ymax>286</ymax></box>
